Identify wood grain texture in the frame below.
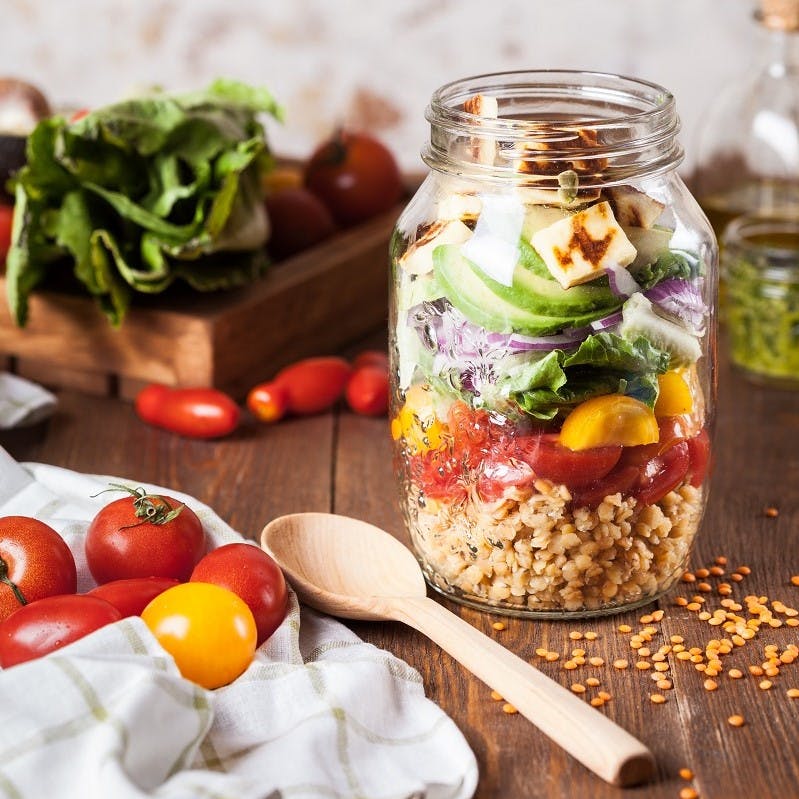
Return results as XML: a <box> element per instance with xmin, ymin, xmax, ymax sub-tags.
<box><xmin>2</xmin><ymin>340</ymin><xmax>798</xmax><ymax>798</ymax></box>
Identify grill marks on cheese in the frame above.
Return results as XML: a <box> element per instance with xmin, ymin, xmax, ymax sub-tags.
<box><xmin>531</xmin><ymin>201</ymin><xmax>637</xmax><ymax>289</ymax></box>
<box><xmin>556</xmin><ymin>210</ymin><xmax>615</xmax><ymax>272</ymax></box>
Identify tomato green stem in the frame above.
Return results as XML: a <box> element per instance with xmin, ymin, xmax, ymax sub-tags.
<box><xmin>0</xmin><ymin>556</ymin><xmax>28</xmax><ymax>607</ymax></box>
<box><xmin>91</xmin><ymin>483</ymin><xmax>184</xmax><ymax>527</ymax></box>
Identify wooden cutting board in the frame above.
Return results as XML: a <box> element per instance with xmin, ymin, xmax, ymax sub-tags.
<box><xmin>0</xmin><ymin>206</ymin><xmax>398</xmax><ymax>400</ymax></box>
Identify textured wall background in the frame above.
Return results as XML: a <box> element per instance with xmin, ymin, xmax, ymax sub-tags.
<box><xmin>1</xmin><ymin>0</ymin><xmax>756</xmax><ymax>174</ymax></box>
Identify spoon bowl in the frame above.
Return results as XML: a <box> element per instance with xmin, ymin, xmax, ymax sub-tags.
<box><xmin>262</xmin><ymin>511</ymin><xmax>655</xmax><ymax>788</ymax></box>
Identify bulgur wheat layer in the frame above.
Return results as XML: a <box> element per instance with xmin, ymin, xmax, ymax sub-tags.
<box><xmin>408</xmin><ymin>478</ymin><xmax>704</xmax><ymax>612</ymax></box>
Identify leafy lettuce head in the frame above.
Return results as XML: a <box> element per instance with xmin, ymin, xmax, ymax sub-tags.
<box><xmin>6</xmin><ymin>78</ymin><xmax>283</xmax><ymax>326</ymax></box>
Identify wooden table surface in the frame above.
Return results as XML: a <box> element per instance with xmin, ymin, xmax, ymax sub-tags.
<box><xmin>1</xmin><ymin>340</ymin><xmax>798</xmax><ymax>799</ymax></box>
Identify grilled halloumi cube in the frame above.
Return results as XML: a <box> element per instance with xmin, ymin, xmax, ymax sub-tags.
<box><xmin>399</xmin><ymin>219</ymin><xmax>473</xmax><ymax>275</ymax></box>
<box><xmin>435</xmin><ymin>192</ymin><xmax>482</xmax><ymax>223</ymax></box>
<box><xmin>530</xmin><ymin>201</ymin><xmax>637</xmax><ymax>289</ymax></box>
<box><xmin>605</xmin><ymin>185</ymin><xmax>665</xmax><ymax>229</ymax></box>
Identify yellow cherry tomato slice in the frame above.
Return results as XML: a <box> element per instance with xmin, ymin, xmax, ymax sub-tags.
<box><xmin>142</xmin><ymin>582</ymin><xmax>257</xmax><ymax>689</ymax></box>
<box><xmin>654</xmin><ymin>370</ymin><xmax>694</xmax><ymax>417</ymax></box>
<box><xmin>391</xmin><ymin>383</ymin><xmax>446</xmax><ymax>454</ymax></box>
<box><xmin>559</xmin><ymin>394</ymin><xmax>660</xmax><ymax>451</ymax></box>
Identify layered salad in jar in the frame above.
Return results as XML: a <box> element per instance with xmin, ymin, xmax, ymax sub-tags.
<box><xmin>390</xmin><ymin>115</ymin><xmax>712</xmax><ymax>616</ymax></box>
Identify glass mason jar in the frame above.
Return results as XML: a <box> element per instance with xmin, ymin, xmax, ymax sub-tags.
<box><xmin>723</xmin><ymin>214</ymin><xmax>799</xmax><ymax>388</ymax></box>
<box><xmin>389</xmin><ymin>70</ymin><xmax>718</xmax><ymax>618</ymax></box>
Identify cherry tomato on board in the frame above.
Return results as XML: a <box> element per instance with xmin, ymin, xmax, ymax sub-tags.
<box><xmin>264</xmin><ymin>186</ymin><xmax>337</xmax><ymax>260</ymax></box>
<box><xmin>0</xmin><ymin>594</ymin><xmax>122</xmax><ymax>667</ymax></box>
<box><xmin>0</xmin><ymin>203</ymin><xmax>13</xmax><ymax>265</ymax></box>
<box><xmin>304</xmin><ymin>130</ymin><xmax>403</xmax><ymax>227</ymax></box>
<box><xmin>190</xmin><ymin>543</ymin><xmax>288</xmax><ymax>645</ymax></box>
<box><xmin>352</xmin><ymin>349</ymin><xmax>389</xmax><ymax>371</ymax></box>
<box><xmin>142</xmin><ymin>582</ymin><xmax>257</xmax><ymax>689</ymax></box>
<box><xmin>135</xmin><ymin>384</ymin><xmax>240</xmax><ymax>439</ymax></box>
<box><xmin>246</xmin><ymin>381</ymin><xmax>288</xmax><ymax>423</ymax></box>
<box><xmin>0</xmin><ymin>516</ymin><xmax>77</xmax><ymax>623</ymax></box>
<box><xmin>345</xmin><ymin>365</ymin><xmax>389</xmax><ymax>416</ymax></box>
<box><xmin>87</xmin><ymin>576</ymin><xmax>180</xmax><ymax>618</ymax></box>
<box><xmin>85</xmin><ymin>485</ymin><xmax>206</xmax><ymax>584</ymax></box>
<box><xmin>273</xmin><ymin>356</ymin><xmax>353</xmax><ymax>415</ymax></box>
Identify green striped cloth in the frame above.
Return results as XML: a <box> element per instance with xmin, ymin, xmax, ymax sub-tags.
<box><xmin>0</xmin><ymin>449</ymin><xmax>478</xmax><ymax>799</ymax></box>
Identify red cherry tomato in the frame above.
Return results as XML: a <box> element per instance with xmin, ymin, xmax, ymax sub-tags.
<box><xmin>273</xmin><ymin>356</ymin><xmax>353</xmax><ymax>415</ymax></box>
<box><xmin>352</xmin><ymin>349</ymin><xmax>389</xmax><ymax>370</ymax></box>
<box><xmin>686</xmin><ymin>428</ymin><xmax>711</xmax><ymax>487</ymax></box>
<box><xmin>87</xmin><ymin>576</ymin><xmax>180</xmax><ymax>617</ymax></box>
<box><xmin>135</xmin><ymin>384</ymin><xmax>240</xmax><ymax>439</ymax></box>
<box><xmin>476</xmin><ymin>458</ymin><xmax>536</xmax><ymax>502</ymax></box>
<box><xmin>345</xmin><ymin>365</ymin><xmax>389</xmax><ymax>416</ymax></box>
<box><xmin>0</xmin><ymin>203</ymin><xmax>13</xmax><ymax>265</ymax></box>
<box><xmin>246</xmin><ymin>381</ymin><xmax>288</xmax><ymax>423</ymax></box>
<box><xmin>0</xmin><ymin>516</ymin><xmax>77</xmax><ymax>623</ymax></box>
<box><xmin>515</xmin><ymin>435</ymin><xmax>623</xmax><ymax>487</ymax></box>
<box><xmin>69</xmin><ymin>108</ymin><xmax>90</xmax><ymax>123</ymax></box>
<box><xmin>190</xmin><ymin>543</ymin><xmax>288</xmax><ymax>646</ymax></box>
<box><xmin>85</xmin><ymin>486</ymin><xmax>206</xmax><ymax>584</ymax></box>
<box><xmin>631</xmin><ymin>440</ymin><xmax>691</xmax><ymax>506</ymax></box>
<box><xmin>304</xmin><ymin>130</ymin><xmax>403</xmax><ymax>227</ymax></box>
<box><xmin>264</xmin><ymin>187</ymin><xmax>337</xmax><ymax>260</ymax></box>
<box><xmin>0</xmin><ymin>594</ymin><xmax>122</xmax><ymax>667</ymax></box>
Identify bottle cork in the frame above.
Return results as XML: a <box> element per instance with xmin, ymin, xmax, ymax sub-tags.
<box><xmin>760</xmin><ymin>0</ymin><xmax>799</xmax><ymax>31</ymax></box>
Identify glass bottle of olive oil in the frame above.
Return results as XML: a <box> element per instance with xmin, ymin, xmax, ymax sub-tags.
<box><xmin>694</xmin><ymin>0</ymin><xmax>799</xmax><ymax>241</ymax></box>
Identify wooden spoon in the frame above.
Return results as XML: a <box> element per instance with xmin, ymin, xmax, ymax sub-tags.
<box><xmin>261</xmin><ymin>512</ymin><xmax>655</xmax><ymax>787</ymax></box>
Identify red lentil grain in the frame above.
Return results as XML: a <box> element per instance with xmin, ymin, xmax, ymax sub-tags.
<box><xmin>570</xmin><ymin>684</ymin><xmax>586</xmax><ymax>694</ymax></box>
<box><xmin>787</xmin><ymin>688</ymin><xmax>799</xmax><ymax>699</ymax></box>
<box><xmin>703</xmin><ymin>679</ymin><xmax>718</xmax><ymax>691</ymax></box>
<box><xmin>490</xmin><ymin>690</ymin><xmax>503</xmax><ymax>701</ymax></box>
<box><xmin>492</xmin><ymin>621</ymin><xmax>506</xmax><ymax>631</ymax></box>
<box><xmin>679</xmin><ymin>788</ymin><xmax>699</xmax><ymax>799</ymax></box>
<box><xmin>586</xmin><ymin>677</ymin><xmax>600</xmax><ymax>687</ymax></box>
<box><xmin>679</xmin><ymin>767</ymin><xmax>695</xmax><ymax>780</ymax></box>
<box><xmin>728</xmin><ymin>714</ymin><xmax>746</xmax><ymax>727</ymax></box>
<box><xmin>502</xmin><ymin>703</ymin><xmax>518</xmax><ymax>714</ymax></box>
<box><xmin>650</xmin><ymin>693</ymin><xmax>666</xmax><ymax>704</ymax></box>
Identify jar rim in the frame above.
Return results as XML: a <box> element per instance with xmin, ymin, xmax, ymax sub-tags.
<box><xmin>723</xmin><ymin>214</ymin><xmax>799</xmax><ymax>281</ymax></box>
<box><xmin>422</xmin><ymin>69</ymin><xmax>683</xmax><ymax>186</ymax></box>
<box><xmin>427</xmin><ymin>69</ymin><xmax>677</xmax><ymax>130</ymax></box>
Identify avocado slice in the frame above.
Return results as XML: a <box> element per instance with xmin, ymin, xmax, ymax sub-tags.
<box><xmin>485</xmin><ymin>238</ymin><xmax>622</xmax><ymax>316</ymax></box>
<box><xmin>433</xmin><ymin>244</ymin><xmax>618</xmax><ymax>336</ymax></box>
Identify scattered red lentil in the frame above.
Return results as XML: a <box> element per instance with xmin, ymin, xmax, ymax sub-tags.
<box><xmin>728</xmin><ymin>669</ymin><xmax>744</xmax><ymax>679</ymax></box>
<box><xmin>584</xmin><ymin>631</ymin><xmax>598</xmax><ymax>641</ymax></box>
<box><xmin>759</xmin><ymin>679</ymin><xmax>773</xmax><ymax>690</ymax></box>
<box><xmin>728</xmin><ymin>714</ymin><xmax>746</xmax><ymax>727</ymax></box>
<box><xmin>585</xmin><ymin>677</ymin><xmax>600</xmax><ymax>687</ymax></box>
<box><xmin>618</xmin><ymin>624</ymin><xmax>632</xmax><ymax>633</ymax></box>
<box><xmin>650</xmin><ymin>693</ymin><xmax>666</xmax><ymax>704</ymax></box>
<box><xmin>678</xmin><ymin>767</ymin><xmax>694</xmax><ymax>781</ymax></box>
<box><xmin>709</xmin><ymin>566</ymin><xmax>725</xmax><ymax>577</ymax></box>
<box><xmin>568</xmin><ymin>630</ymin><xmax>583</xmax><ymax>640</ymax></box>
<box><xmin>703</xmin><ymin>679</ymin><xmax>718</xmax><ymax>691</ymax></box>
<box><xmin>589</xmin><ymin>697</ymin><xmax>605</xmax><ymax>708</ymax></box>
<box><xmin>502</xmin><ymin>703</ymin><xmax>518</xmax><ymax>714</ymax></box>
<box><xmin>597</xmin><ymin>691</ymin><xmax>612</xmax><ymax>701</ymax></box>
<box><xmin>544</xmin><ymin>651</ymin><xmax>559</xmax><ymax>662</ymax></box>
<box><xmin>490</xmin><ymin>690</ymin><xmax>503</xmax><ymax>701</ymax></box>
<box><xmin>679</xmin><ymin>787</ymin><xmax>699</xmax><ymax>799</ymax></box>
<box><xmin>764</xmin><ymin>506</ymin><xmax>779</xmax><ymax>518</ymax></box>
<box><xmin>657</xmin><ymin>679</ymin><xmax>673</xmax><ymax>690</ymax></box>
<box><xmin>695</xmin><ymin>568</ymin><xmax>710</xmax><ymax>579</ymax></box>
<box><xmin>571</xmin><ymin>684</ymin><xmax>586</xmax><ymax>694</ymax></box>
<box><xmin>791</xmin><ymin>576</ymin><xmax>799</xmax><ymax>587</ymax></box>
<box><xmin>613</xmin><ymin>659</ymin><xmax>629</xmax><ymax>670</ymax></box>
<box><xmin>492</xmin><ymin>621</ymin><xmax>506</xmax><ymax>631</ymax></box>
<box><xmin>682</xmin><ymin>572</ymin><xmax>697</xmax><ymax>583</ymax></box>
<box><xmin>787</xmin><ymin>688</ymin><xmax>799</xmax><ymax>699</ymax></box>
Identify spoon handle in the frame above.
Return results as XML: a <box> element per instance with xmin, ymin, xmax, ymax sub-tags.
<box><xmin>392</xmin><ymin>596</ymin><xmax>654</xmax><ymax>787</ymax></box>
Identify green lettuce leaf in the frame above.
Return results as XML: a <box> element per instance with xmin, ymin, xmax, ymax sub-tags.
<box><xmin>6</xmin><ymin>79</ymin><xmax>282</xmax><ymax>326</ymax></box>
<box><xmin>506</xmin><ymin>332</ymin><xmax>670</xmax><ymax>420</ymax></box>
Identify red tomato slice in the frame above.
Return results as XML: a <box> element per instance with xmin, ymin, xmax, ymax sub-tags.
<box><xmin>631</xmin><ymin>440</ymin><xmax>691</xmax><ymax>506</ymax></box>
<box><xmin>570</xmin><ymin>465</ymin><xmax>641</xmax><ymax>509</ymax></box>
<box><xmin>0</xmin><ymin>204</ymin><xmax>12</xmax><ymax>264</ymax></box>
<box><xmin>516</xmin><ymin>435</ymin><xmax>623</xmax><ymax>487</ymax></box>
<box><xmin>476</xmin><ymin>458</ymin><xmax>536</xmax><ymax>502</ymax></box>
<box><xmin>686</xmin><ymin>428</ymin><xmax>711</xmax><ymax>488</ymax></box>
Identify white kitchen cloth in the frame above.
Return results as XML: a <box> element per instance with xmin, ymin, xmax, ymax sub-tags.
<box><xmin>0</xmin><ymin>447</ymin><xmax>478</xmax><ymax>799</ymax></box>
<box><xmin>0</xmin><ymin>372</ymin><xmax>57</xmax><ymax>429</ymax></box>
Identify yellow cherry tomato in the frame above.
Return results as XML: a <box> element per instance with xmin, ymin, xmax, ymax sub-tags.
<box><xmin>391</xmin><ymin>383</ymin><xmax>446</xmax><ymax>454</ymax></box>
<box><xmin>654</xmin><ymin>370</ymin><xmax>694</xmax><ymax>417</ymax></box>
<box><xmin>142</xmin><ymin>582</ymin><xmax>257</xmax><ymax>689</ymax></box>
<box><xmin>559</xmin><ymin>394</ymin><xmax>660</xmax><ymax>451</ymax></box>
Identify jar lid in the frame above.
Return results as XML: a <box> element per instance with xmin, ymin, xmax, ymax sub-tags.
<box><xmin>759</xmin><ymin>0</ymin><xmax>799</xmax><ymax>31</ymax></box>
